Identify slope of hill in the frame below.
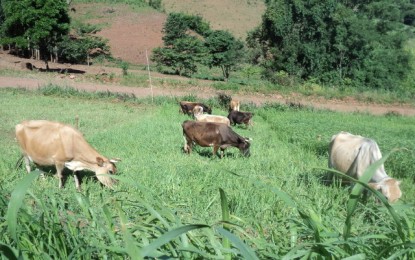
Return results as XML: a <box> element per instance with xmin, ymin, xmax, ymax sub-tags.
<box><xmin>163</xmin><ymin>0</ymin><xmax>265</xmax><ymax>39</ymax></box>
<box><xmin>70</xmin><ymin>1</ymin><xmax>265</xmax><ymax>65</ymax></box>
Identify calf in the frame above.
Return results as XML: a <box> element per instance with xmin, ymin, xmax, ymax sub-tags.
<box><xmin>227</xmin><ymin>110</ymin><xmax>253</xmax><ymax>127</ymax></box>
<box><xmin>182</xmin><ymin>120</ymin><xmax>251</xmax><ymax>158</ymax></box>
<box><xmin>329</xmin><ymin>131</ymin><xmax>402</xmax><ymax>203</ymax></box>
<box><xmin>229</xmin><ymin>99</ymin><xmax>240</xmax><ymax>112</ymax></box>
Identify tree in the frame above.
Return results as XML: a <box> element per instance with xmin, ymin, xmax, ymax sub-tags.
<box><xmin>153</xmin><ymin>36</ymin><xmax>207</xmax><ymax>76</ymax></box>
<box><xmin>1</xmin><ymin>0</ymin><xmax>70</xmax><ymax>69</ymax></box>
<box><xmin>152</xmin><ymin>13</ymin><xmax>210</xmax><ymax>76</ymax></box>
<box><xmin>152</xmin><ymin>12</ymin><xmax>245</xmax><ymax>79</ymax></box>
<box><xmin>205</xmin><ymin>30</ymin><xmax>244</xmax><ymax>81</ymax></box>
<box><xmin>248</xmin><ymin>0</ymin><xmax>414</xmax><ymax>90</ymax></box>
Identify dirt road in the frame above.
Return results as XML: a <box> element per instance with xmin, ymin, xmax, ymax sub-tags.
<box><xmin>1</xmin><ymin>51</ymin><xmax>414</xmax><ymax>116</ymax></box>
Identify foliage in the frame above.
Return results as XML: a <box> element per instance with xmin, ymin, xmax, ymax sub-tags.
<box><xmin>120</xmin><ymin>61</ymin><xmax>129</xmax><ymax>76</ymax></box>
<box><xmin>205</xmin><ymin>30</ymin><xmax>245</xmax><ymax>81</ymax></box>
<box><xmin>153</xmin><ymin>36</ymin><xmax>207</xmax><ymax>76</ymax></box>
<box><xmin>147</xmin><ymin>0</ymin><xmax>163</xmax><ymax>11</ymax></box>
<box><xmin>161</xmin><ymin>12</ymin><xmax>210</xmax><ymax>46</ymax></box>
<box><xmin>249</xmin><ymin>0</ymin><xmax>415</xmax><ymax>90</ymax></box>
<box><xmin>152</xmin><ymin>13</ymin><xmax>210</xmax><ymax>76</ymax></box>
<box><xmin>57</xmin><ymin>35</ymin><xmax>109</xmax><ymax>64</ymax></box>
<box><xmin>152</xmin><ymin>12</ymin><xmax>246</xmax><ymax>80</ymax></box>
<box><xmin>0</xmin><ymin>87</ymin><xmax>415</xmax><ymax>258</ymax></box>
<box><xmin>0</xmin><ymin>0</ymin><xmax>70</xmax><ymax>67</ymax></box>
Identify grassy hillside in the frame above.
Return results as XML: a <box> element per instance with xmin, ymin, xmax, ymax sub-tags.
<box><xmin>1</xmin><ymin>87</ymin><xmax>414</xmax><ymax>258</ymax></box>
<box><xmin>163</xmin><ymin>0</ymin><xmax>265</xmax><ymax>39</ymax></box>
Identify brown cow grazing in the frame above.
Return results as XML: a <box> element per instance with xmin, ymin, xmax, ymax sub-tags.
<box><xmin>329</xmin><ymin>131</ymin><xmax>402</xmax><ymax>203</ymax></box>
<box><xmin>15</xmin><ymin>120</ymin><xmax>119</xmax><ymax>190</ymax></box>
<box><xmin>229</xmin><ymin>99</ymin><xmax>240</xmax><ymax>112</ymax></box>
<box><xmin>182</xmin><ymin>120</ymin><xmax>251</xmax><ymax>158</ymax></box>
<box><xmin>227</xmin><ymin>110</ymin><xmax>253</xmax><ymax>127</ymax></box>
<box><xmin>179</xmin><ymin>101</ymin><xmax>212</xmax><ymax>115</ymax></box>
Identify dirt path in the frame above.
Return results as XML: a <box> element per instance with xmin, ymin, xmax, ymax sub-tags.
<box><xmin>1</xmin><ymin>52</ymin><xmax>414</xmax><ymax>116</ymax></box>
<box><xmin>1</xmin><ymin>74</ymin><xmax>415</xmax><ymax>116</ymax></box>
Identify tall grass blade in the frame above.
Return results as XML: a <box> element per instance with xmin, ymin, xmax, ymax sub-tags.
<box><xmin>219</xmin><ymin>188</ymin><xmax>231</xmax><ymax>260</ymax></box>
<box><xmin>6</xmin><ymin>170</ymin><xmax>40</xmax><ymax>240</ymax></box>
<box><xmin>115</xmin><ymin>202</ymin><xmax>142</xmax><ymax>259</ymax></box>
<box><xmin>342</xmin><ymin>254</ymin><xmax>366</xmax><ymax>260</ymax></box>
<box><xmin>216</xmin><ymin>227</ymin><xmax>259</xmax><ymax>260</ymax></box>
<box><xmin>141</xmin><ymin>224</ymin><xmax>210</xmax><ymax>258</ymax></box>
<box><xmin>379</xmin><ymin>242</ymin><xmax>415</xmax><ymax>258</ymax></box>
<box><xmin>0</xmin><ymin>243</ymin><xmax>18</xmax><ymax>260</ymax></box>
<box><xmin>340</xmin><ymin>151</ymin><xmax>402</xmax><ymax>241</ymax></box>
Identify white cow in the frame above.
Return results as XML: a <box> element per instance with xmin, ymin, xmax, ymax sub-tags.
<box><xmin>192</xmin><ymin>105</ymin><xmax>231</xmax><ymax>126</ymax></box>
<box><xmin>328</xmin><ymin>131</ymin><xmax>402</xmax><ymax>203</ymax></box>
<box><xmin>15</xmin><ymin>120</ymin><xmax>119</xmax><ymax>190</ymax></box>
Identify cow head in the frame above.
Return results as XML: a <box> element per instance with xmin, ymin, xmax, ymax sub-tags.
<box><xmin>238</xmin><ymin>137</ymin><xmax>251</xmax><ymax>157</ymax></box>
<box><xmin>193</xmin><ymin>105</ymin><xmax>204</xmax><ymax>116</ymax></box>
<box><xmin>203</xmin><ymin>105</ymin><xmax>212</xmax><ymax>114</ymax></box>
<box><xmin>95</xmin><ymin>157</ymin><xmax>119</xmax><ymax>188</ymax></box>
<box><xmin>371</xmin><ymin>178</ymin><xmax>402</xmax><ymax>203</ymax></box>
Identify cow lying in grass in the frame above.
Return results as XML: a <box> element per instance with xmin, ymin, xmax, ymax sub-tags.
<box><xmin>328</xmin><ymin>131</ymin><xmax>402</xmax><ymax>203</ymax></box>
<box><xmin>193</xmin><ymin>105</ymin><xmax>231</xmax><ymax>126</ymax></box>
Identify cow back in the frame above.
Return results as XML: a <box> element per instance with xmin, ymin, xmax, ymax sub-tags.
<box><xmin>329</xmin><ymin>131</ymin><xmax>388</xmax><ymax>181</ymax></box>
<box><xmin>16</xmin><ymin>120</ymin><xmax>102</xmax><ymax>165</ymax></box>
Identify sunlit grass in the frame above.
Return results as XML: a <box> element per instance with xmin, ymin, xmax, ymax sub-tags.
<box><xmin>1</xmin><ymin>87</ymin><xmax>415</xmax><ymax>258</ymax></box>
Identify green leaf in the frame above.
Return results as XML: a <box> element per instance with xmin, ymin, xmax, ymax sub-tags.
<box><xmin>219</xmin><ymin>188</ymin><xmax>231</xmax><ymax>259</ymax></box>
<box><xmin>141</xmin><ymin>224</ymin><xmax>210</xmax><ymax>258</ymax></box>
<box><xmin>216</xmin><ymin>227</ymin><xmax>259</xmax><ymax>260</ymax></box>
<box><xmin>6</xmin><ymin>170</ymin><xmax>40</xmax><ymax>241</ymax></box>
<box><xmin>0</xmin><ymin>243</ymin><xmax>19</xmax><ymax>260</ymax></box>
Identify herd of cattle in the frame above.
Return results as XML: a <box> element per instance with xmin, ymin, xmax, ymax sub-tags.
<box><xmin>13</xmin><ymin>99</ymin><xmax>402</xmax><ymax>203</ymax></box>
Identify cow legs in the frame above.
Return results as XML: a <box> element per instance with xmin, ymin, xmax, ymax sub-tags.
<box><xmin>24</xmin><ymin>156</ymin><xmax>31</xmax><ymax>173</ymax></box>
<box><xmin>55</xmin><ymin>163</ymin><xmax>65</xmax><ymax>189</ymax></box>
<box><xmin>74</xmin><ymin>171</ymin><xmax>81</xmax><ymax>191</ymax></box>
<box><xmin>183</xmin><ymin>136</ymin><xmax>192</xmax><ymax>154</ymax></box>
<box><xmin>213</xmin><ymin>145</ymin><xmax>220</xmax><ymax>158</ymax></box>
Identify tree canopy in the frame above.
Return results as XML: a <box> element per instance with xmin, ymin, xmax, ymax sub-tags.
<box><xmin>0</xmin><ymin>0</ymin><xmax>70</xmax><ymax>68</ymax></box>
<box><xmin>152</xmin><ymin>12</ymin><xmax>244</xmax><ymax>80</ymax></box>
<box><xmin>249</xmin><ymin>0</ymin><xmax>415</xmax><ymax>90</ymax></box>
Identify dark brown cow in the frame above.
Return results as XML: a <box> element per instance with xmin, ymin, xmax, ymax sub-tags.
<box><xmin>182</xmin><ymin>120</ymin><xmax>251</xmax><ymax>158</ymax></box>
<box><xmin>15</xmin><ymin>120</ymin><xmax>119</xmax><ymax>190</ymax></box>
<box><xmin>227</xmin><ymin>110</ymin><xmax>253</xmax><ymax>126</ymax></box>
<box><xmin>179</xmin><ymin>101</ymin><xmax>212</xmax><ymax>115</ymax></box>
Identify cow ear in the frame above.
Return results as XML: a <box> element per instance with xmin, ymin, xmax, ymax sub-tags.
<box><xmin>110</xmin><ymin>158</ymin><xmax>121</xmax><ymax>163</ymax></box>
<box><xmin>96</xmin><ymin>157</ymin><xmax>104</xmax><ymax>166</ymax></box>
<box><xmin>245</xmin><ymin>137</ymin><xmax>252</xmax><ymax>143</ymax></box>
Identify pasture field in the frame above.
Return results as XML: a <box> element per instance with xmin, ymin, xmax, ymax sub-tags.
<box><xmin>1</xmin><ymin>87</ymin><xmax>415</xmax><ymax>259</ymax></box>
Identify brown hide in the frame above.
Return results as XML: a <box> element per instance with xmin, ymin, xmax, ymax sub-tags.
<box><xmin>182</xmin><ymin>120</ymin><xmax>250</xmax><ymax>158</ymax></box>
<box><xmin>15</xmin><ymin>120</ymin><xmax>117</xmax><ymax>190</ymax></box>
<box><xmin>227</xmin><ymin>110</ymin><xmax>253</xmax><ymax>126</ymax></box>
<box><xmin>179</xmin><ymin>101</ymin><xmax>212</xmax><ymax>115</ymax></box>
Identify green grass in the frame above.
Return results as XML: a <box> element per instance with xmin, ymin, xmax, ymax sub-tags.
<box><xmin>1</xmin><ymin>87</ymin><xmax>415</xmax><ymax>258</ymax></box>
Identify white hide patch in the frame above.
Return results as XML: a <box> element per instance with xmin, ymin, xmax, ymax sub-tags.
<box><xmin>64</xmin><ymin>161</ymin><xmax>86</xmax><ymax>171</ymax></box>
